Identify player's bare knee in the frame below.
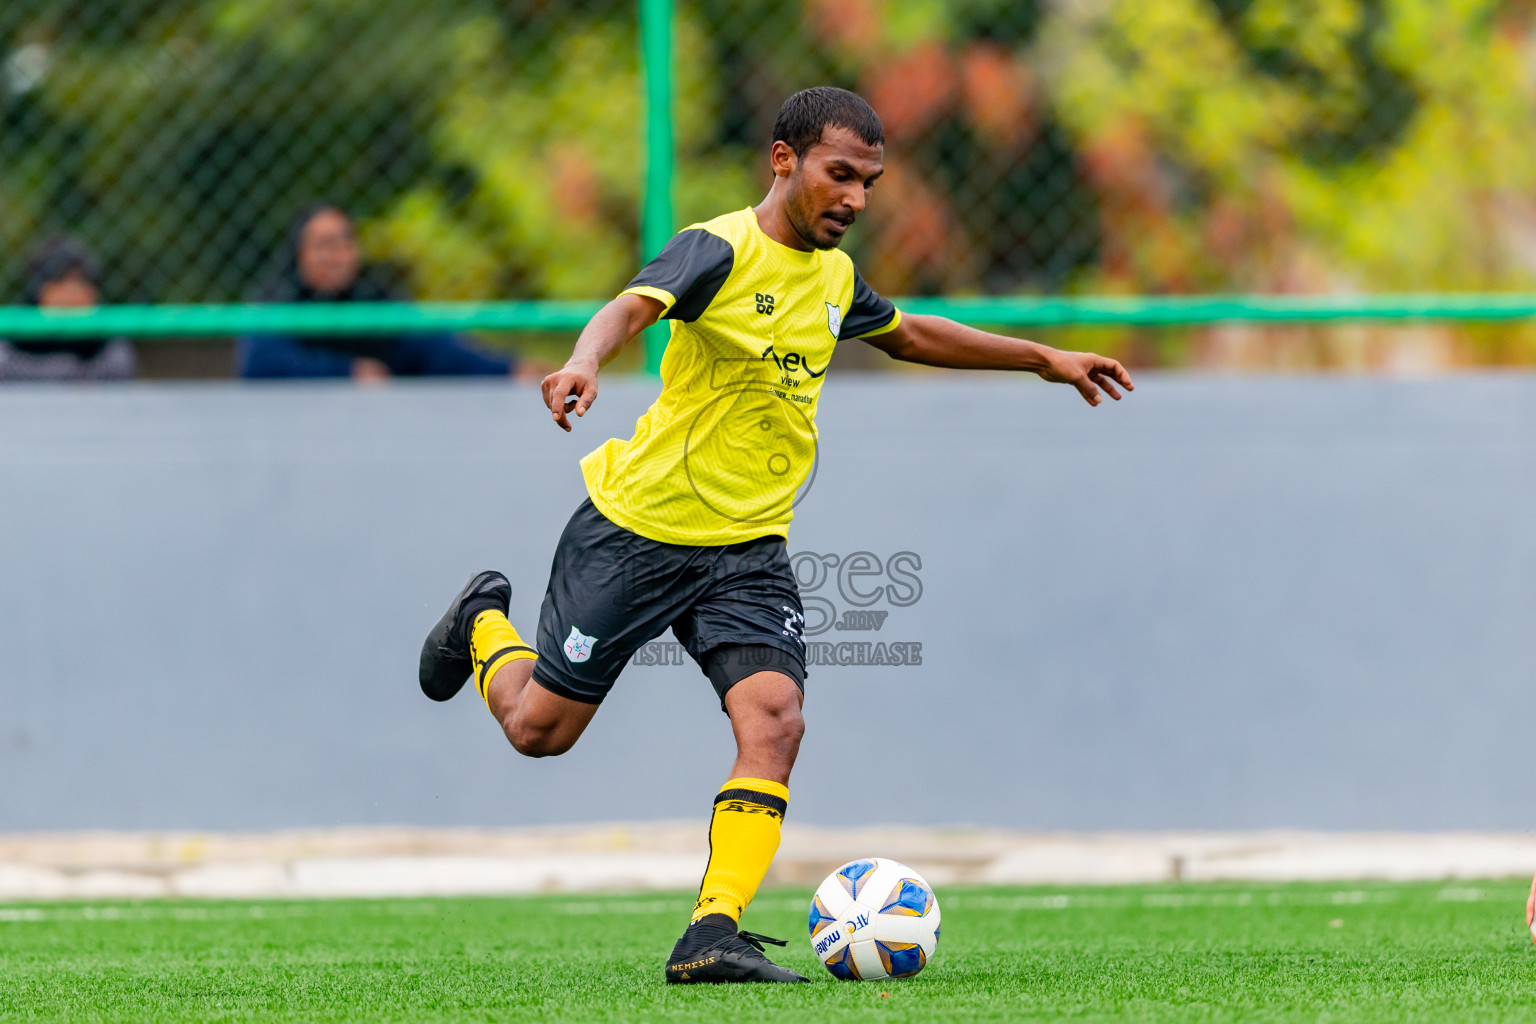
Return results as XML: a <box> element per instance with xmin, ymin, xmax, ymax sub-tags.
<box><xmin>779</xmin><ymin>702</ymin><xmax>806</xmax><ymax>749</ymax></box>
<box><xmin>510</xmin><ymin>730</ymin><xmax>571</xmax><ymax>758</ymax></box>
<box><xmin>749</xmin><ymin>696</ymin><xmax>804</xmax><ymax>756</ymax></box>
<box><xmin>505</xmin><ymin>718</ymin><xmax>574</xmax><ymax>758</ymax></box>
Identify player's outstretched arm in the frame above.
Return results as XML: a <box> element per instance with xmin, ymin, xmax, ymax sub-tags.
<box><xmin>542</xmin><ymin>293</ymin><xmax>663</xmax><ymax>431</ymax></box>
<box><xmin>864</xmin><ymin>313</ymin><xmax>1134</xmax><ymax>407</ymax></box>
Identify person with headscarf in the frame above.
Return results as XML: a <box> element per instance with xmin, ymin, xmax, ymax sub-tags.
<box><xmin>235</xmin><ymin>204</ymin><xmax>520</xmax><ymax>380</ymax></box>
<box><xmin>0</xmin><ymin>237</ymin><xmax>135</xmax><ymax>382</ymax></box>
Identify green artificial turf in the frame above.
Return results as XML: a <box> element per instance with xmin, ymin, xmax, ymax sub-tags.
<box><xmin>1</xmin><ymin>881</ymin><xmax>1533</xmax><ymax>1023</ymax></box>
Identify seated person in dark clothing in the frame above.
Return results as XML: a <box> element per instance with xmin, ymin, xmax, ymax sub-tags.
<box><xmin>237</xmin><ymin>204</ymin><xmax>520</xmax><ymax>380</ymax></box>
<box><xmin>0</xmin><ymin>238</ymin><xmax>135</xmax><ymax>382</ymax></box>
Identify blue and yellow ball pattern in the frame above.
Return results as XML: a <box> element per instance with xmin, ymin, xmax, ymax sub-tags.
<box><xmin>808</xmin><ymin>857</ymin><xmax>941</xmax><ymax>981</ymax></box>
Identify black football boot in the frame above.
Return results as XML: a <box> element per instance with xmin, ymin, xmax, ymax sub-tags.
<box><xmin>664</xmin><ymin>913</ymin><xmax>809</xmax><ymax>983</ymax></box>
<box><xmin>418</xmin><ymin>570</ymin><xmax>512</xmax><ymax>701</ymax></box>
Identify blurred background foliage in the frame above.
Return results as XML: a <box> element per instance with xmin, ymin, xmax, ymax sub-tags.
<box><xmin>6</xmin><ymin>0</ymin><xmax>1536</xmax><ymax>367</ymax></box>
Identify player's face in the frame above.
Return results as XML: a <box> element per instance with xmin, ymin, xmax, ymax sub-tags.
<box><xmin>785</xmin><ymin>127</ymin><xmax>884</xmax><ymax>251</ymax></box>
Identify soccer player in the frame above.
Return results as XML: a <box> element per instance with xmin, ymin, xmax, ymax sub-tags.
<box><xmin>419</xmin><ymin>86</ymin><xmax>1133</xmax><ymax>983</ymax></box>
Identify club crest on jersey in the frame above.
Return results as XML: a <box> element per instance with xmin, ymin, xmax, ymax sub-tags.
<box><xmin>825</xmin><ymin>302</ymin><xmax>842</xmax><ymax>338</ymax></box>
<box><xmin>563</xmin><ymin>626</ymin><xmax>598</xmax><ymax>663</ymax></box>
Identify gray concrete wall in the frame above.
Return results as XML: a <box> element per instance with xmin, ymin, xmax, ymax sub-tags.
<box><xmin>2</xmin><ymin>375</ymin><xmax>1533</xmax><ymax>831</ymax></box>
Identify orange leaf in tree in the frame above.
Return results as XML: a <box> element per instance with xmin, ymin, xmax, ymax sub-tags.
<box><xmin>865</xmin><ymin>158</ymin><xmax>969</xmax><ymax>295</ymax></box>
<box><xmin>551</xmin><ymin>144</ymin><xmax>601</xmax><ymax>223</ymax></box>
<box><xmin>960</xmin><ymin>42</ymin><xmax>1036</xmax><ymax>147</ymax></box>
<box><xmin>805</xmin><ymin>0</ymin><xmax>883</xmax><ymax>61</ymax></box>
<box><xmin>865</xmin><ymin>43</ymin><xmax>956</xmax><ymax>143</ymax></box>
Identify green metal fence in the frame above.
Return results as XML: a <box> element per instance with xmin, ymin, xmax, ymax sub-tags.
<box><xmin>15</xmin><ymin>295</ymin><xmax>1536</xmax><ymax>342</ymax></box>
<box><xmin>7</xmin><ymin>2</ymin><xmax>1536</xmax><ymax>371</ymax></box>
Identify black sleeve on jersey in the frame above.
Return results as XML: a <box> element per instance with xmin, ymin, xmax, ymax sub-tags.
<box><xmin>839</xmin><ymin>266</ymin><xmax>898</xmax><ymax>340</ymax></box>
<box><xmin>625</xmin><ymin>229</ymin><xmax>735</xmax><ymax>322</ymax></box>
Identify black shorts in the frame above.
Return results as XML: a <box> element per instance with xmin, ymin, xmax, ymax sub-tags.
<box><xmin>530</xmin><ymin>499</ymin><xmax>807</xmax><ymax>708</ymax></box>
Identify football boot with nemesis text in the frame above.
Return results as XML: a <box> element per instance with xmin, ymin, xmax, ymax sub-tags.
<box><xmin>665</xmin><ymin>913</ymin><xmax>808</xmax><ymax>983</ymax></box>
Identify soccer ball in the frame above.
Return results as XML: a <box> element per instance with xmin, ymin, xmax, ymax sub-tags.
<box><xmin>808</xmin><ymin>858</ymin><xmax>941</xmax><ymax>981</ymax></box>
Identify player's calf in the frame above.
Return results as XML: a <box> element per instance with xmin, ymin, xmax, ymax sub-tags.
<box><xmin>722</xmin><ymin>667</ymin><xmax>805</xmax><ymax>783</ymax></box>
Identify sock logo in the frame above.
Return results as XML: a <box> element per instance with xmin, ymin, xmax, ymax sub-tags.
<box><xmin>563</xmin><ymin>625</ymin><xmax>599</xmax><ymax>663</ymax></box>
<box><xmin>716</xmin><ymin>799</ymin><xmax>784</xmax><ymax>820</ymax></box>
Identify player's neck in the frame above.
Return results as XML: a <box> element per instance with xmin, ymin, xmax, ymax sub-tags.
<box><xmin>753</xmin><ymin>192</ymin><xmax>814</xmax><ymax>253</ymax></box>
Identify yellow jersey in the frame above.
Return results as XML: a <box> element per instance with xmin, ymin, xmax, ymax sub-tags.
<box><xmin>581</xmin><ymin>207</ymin><xmax>900</xmax><ymax>546</ymax></box>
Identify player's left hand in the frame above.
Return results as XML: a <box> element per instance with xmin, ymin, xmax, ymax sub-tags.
<box><xmin>1039</xmin><ymin>350</ymin><xmax>1134</xmax><ymax>406</ymax></box>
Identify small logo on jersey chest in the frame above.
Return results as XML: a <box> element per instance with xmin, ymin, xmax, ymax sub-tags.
<box><xmin>755</xmin><ymin>292</ymin><xmax>775</xmax><ymax>315</ymax></box>
<box><xmin>825</xmin><ymin>302</ymin><xmax>842</xmax><ymax>337</ymax></box>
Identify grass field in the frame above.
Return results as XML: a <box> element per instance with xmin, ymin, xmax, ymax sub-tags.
<box><xmin>2</xmin><ymin>881</ymin><xmax>1533</xmax><ymax>1023</ymax></box>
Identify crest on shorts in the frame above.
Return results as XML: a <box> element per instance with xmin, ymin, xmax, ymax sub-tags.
<box><xmin>825</xmin><ymin>302</ymin><xmax>842</xmax><ymax>338</ymax></box>
<box><xmin>563</xmin><ymin>625</ymin><xmax>598</xmax><ymax>663</ymax></box>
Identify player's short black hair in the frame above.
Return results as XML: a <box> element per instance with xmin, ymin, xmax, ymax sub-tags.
<box><xmin>772</xmin><ymin>87</ymin><xmax>884</xmax><ymax>156</ymax></box>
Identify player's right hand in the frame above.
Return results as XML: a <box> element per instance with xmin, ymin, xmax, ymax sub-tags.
<box><xmin>542</xmin><ymin>364</ymin><xmax>599</xmax><ymax>432</ymax></box>
<box><xmin>1039</xmin><ymin>349</ymin><xmax>1134</xmax><ymax>407</ymax></box>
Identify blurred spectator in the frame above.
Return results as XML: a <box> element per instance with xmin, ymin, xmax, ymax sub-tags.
<box><xmin>237</xmin><ymin>205</ymin><xmax>523</xmax><ymax>381</ymax></box>
<box><xmin>0</xmin><ymin>238</ymin><xmax>135</xmax><ymax>382</ymax></box>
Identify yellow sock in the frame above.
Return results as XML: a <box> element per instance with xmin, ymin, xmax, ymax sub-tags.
<box><xmin>468</xmin><ymin>610</ymin><xmax>537</xmax><ymax>709</ymax></box>
<box><xmin>691</xmin><ymin>777</ymin><xmax>788</xmax><ymax>923</ymax></box>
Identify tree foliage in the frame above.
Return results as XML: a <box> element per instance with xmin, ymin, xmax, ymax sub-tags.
<box><xmin>4</xmin><ymin>0</ymin><xmax>1536</xmax><ymax>328</ymax></box>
